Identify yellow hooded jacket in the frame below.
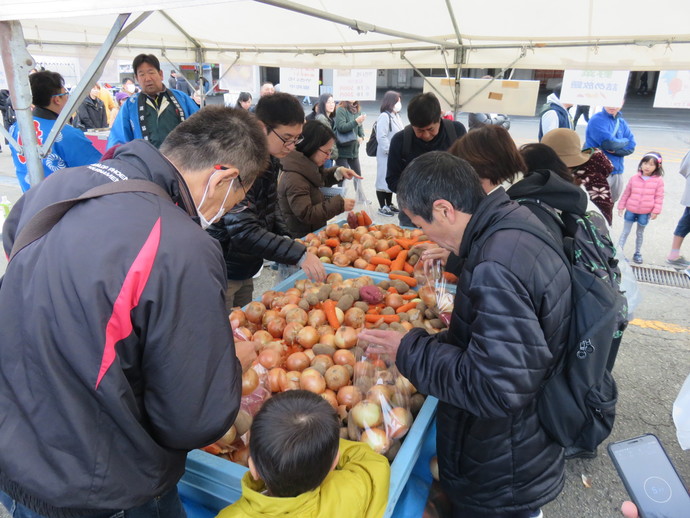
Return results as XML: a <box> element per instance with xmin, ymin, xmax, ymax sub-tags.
<box><xmin>216</xmin><ymin>439</ymin><xmax>390</xmax><ymax>518</ymax></box>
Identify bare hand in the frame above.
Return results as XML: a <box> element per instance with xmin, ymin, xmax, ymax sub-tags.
<box><xmin>421</xmin><ymin>247</ymin><xmax>451</xmax><ymax>266</ymax></box>
<box><xmin>621</xmin><ymin>501</ymin><xmax>639</xmax><ymax>518</ymax></box>
<box><xmin>343</xmin><ymin>198</ymin><xmax>356</xmax><ymax>211</ymax></box>
<box><xmin>340</xmin><ymin>168</ymin><xmax>363</xmax><ymax>180</ymax></box>
<box><xmin>357</xmin><ymin>329</ymin><xmax>404</xmax><ymax>359</ymax></box>
<box><xmin>235</xmin><ymin>341</ymin><xmax>258</xmax><ymax>372</ymax></box>
<box><xmin>618</xmin><ymin>209</ymin><xmax>625</xmax><ymax>217</ymax></box>
<box><xmin>650</xmin><ymin>213</ymin><xmax>658</xmax><ymax>220</ymax></box>
<box><xmin>301</xmin><ymin>252</ymin><xmax>327</xmax><ymax>282</ymax></box>
<box><xmin>356</xmin><ymin>114</ymin><xmax>366</xmax><ymax>124</ymax></box>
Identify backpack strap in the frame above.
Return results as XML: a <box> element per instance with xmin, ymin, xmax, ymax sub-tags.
<box><xmin>9</xmin><ymin>179</ymin><xmax>172</xmax><ymax>262</ymax></box>
<box><xmin>442</xmin><ymin>118</ymin><xmax>458</xmax><ymax>142</ymax></box>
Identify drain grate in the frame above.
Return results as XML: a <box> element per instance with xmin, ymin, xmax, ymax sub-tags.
<box><xmin>630</xmin><ymin>265</ymin><xmax>690</xmax><ymax>289</ymax></box>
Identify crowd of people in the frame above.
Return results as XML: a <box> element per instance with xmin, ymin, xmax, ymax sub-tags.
<box><xmin>1</xmin><ymin>54</ymin><xmax>689</xmax><ymax>518</ymax></box>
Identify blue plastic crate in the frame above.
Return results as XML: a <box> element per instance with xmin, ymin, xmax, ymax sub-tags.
<box><xmin>178</xmin><ymin>264</ymin><xmax>438</xmax><ymax>517</ymax></box>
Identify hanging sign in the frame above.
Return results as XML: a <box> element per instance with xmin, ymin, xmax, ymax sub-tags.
<box><xmin>560</xmin><ymin>70</ymin><xmax>629</xmax><ymax>107</ymax></box>
<box><xmin>332</xmin><ymin>69</ymin><xmax>377</xmax><ymax>101</ymax></box>
<box><xmin>280</xmin><ymin>68</ymin><xmax>320</xmax><ymax>97</ymax></box>
<box><xmin>653</xmin><ymin>71</ymin><xmax>690</xmax><ymax>109</ymax></box>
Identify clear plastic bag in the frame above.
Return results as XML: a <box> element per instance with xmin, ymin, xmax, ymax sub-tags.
<box><xmin>673</xmin><ymin>373</ymin><xmax>690</xmax><ymax>450</ymax></box>
<box><xmin>346</xmin><ymin>180</ymin><xmax>374</xmax><ymax>227</ymax></box>
<box><xmin>416</xmin><ymin>259</ymin><xmax>454</xmax><ymax>327</ymax></box>
<box><xmin>615</xmin><ymin>249</ymin><xmax>641</xmax><ymax>318</ymax></box>
<box><xmin>347</xmin><ymin>345</ymin><xmax>417</xmax><ymax>460</ymax></box>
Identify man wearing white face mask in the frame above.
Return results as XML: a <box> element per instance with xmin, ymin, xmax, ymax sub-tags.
<box><xmin>0</xmin><ymin>106</ymin><xmax>267</xmax><ymax>518</ymax></box>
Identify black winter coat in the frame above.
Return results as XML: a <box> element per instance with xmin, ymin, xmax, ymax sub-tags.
<box><xmin>397</xmin><ymin>189</ymin><xmax>571</xmax><ymax>514</ymax></box>
<box><xmin>208</xmin><ymin>157</ymin><xmax>306</xmax><ymax>280</ymax></box>
<box><xmin>0</xmin><ymin>140</ymin><xmax>240</xmax><ymax>516</ymax></box>
<box><xmin>75</xmin><ymin>96</ymin><xmax>107</xmax><ymax>130</ymax></box>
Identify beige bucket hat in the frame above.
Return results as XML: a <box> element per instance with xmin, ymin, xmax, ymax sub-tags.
<box><xmin>541</xmin><ymin>128</ymin><xmax>593</xmax><ymax>168</ymax></box>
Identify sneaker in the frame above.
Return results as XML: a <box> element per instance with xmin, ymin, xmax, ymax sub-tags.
<box><xmin>388</xmin><ymin>203</ymin><xmax>400</xmax><ymax>213</ymax></box>
<box><xmin>633</xmin><ymin>253</ymin><xmax>643</xmax><ymax>264</ymax></box>
<box><xmin>528</xmin><ymin>510</ymin><xmax>543</xmax><ymax>518</ymax></box>
<box><xmin>377</xmin><ymin>206</ymin><xmax>395</xmax><ymax>217</ymax></box>
<box><xmin>667</xmin><ymin>256</ymin><xmax>690</xmax><ymax>268</ymax></box>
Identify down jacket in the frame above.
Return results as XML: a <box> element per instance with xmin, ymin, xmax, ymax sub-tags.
<box><xmin>278</xmin><ymin>150</ymin><xmax>345</xmax><ymax>238</ymax></box>
<box><xmin>617</xmin><ymin>172</ymin><xmax>665</xmax><ymax>215</ymax></box>
<box><xmin>208</xmin><ymin>157</ymin><xmax>306</xmax><ymax>281</ymax></box>
<box><xmin>396</xmin><ymin>189</ymin><xmax>571</xmax><ymax>514</ymax></box>
<box><xmin>0</xmin><ymin>140</ymin><xmax>241</xmax><ymax>517</ymax></box>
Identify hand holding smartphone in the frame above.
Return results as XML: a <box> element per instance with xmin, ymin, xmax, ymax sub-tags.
<box><xmin>608</xmin><ymin>434</ymin><xmax>690</xmax><ymax>518</ymax></box>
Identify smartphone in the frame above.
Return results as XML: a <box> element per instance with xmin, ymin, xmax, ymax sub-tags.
<box><xmin>608</xmin><ymin>434</ymin><xmax>690</xmax><ymax>518</ymax></box>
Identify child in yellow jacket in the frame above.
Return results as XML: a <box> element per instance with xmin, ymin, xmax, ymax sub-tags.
<box><xmin>216</xmin><ymin>390</ymin><xmax>390</xmax><ymax>518</ymax></box>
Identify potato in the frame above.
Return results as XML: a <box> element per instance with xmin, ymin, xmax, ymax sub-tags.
<box><xmin>354</xmin><ymin>301</ymin><xmax>369</xmax><ymax>312</ymax></box>
<box><xmin>381</xmin><ymin>307</ymin><xmax>395</xmax><ymax>315</ymax></box>
<box><xmin>336</xmin><ymin>294</ymin><xmax>355</xmax><ymax>312</ymax></box>
<box><xmin>313</xmin><ymin>343</ymin><xmax>336</xmax><ymax>357</ymax></box>
<box><xmin>429</xmin><ymin>318</ymin><xmax>445</xmax><ymax>329</ymax></box>
<box><xmin>346</xmin><ymin>287</ymin><xmax>361</xmax><ymax>301</ymax></box>
<box><xmin>377</xmin><ymin>280</ymin><xmax>390</xmax><ymax>290</ymax></box>
<box><xmin>317</xmin><ymin>285</ymin><xmax>332</xmax><ymax>301</ymax></box>
<box><xmin>390</xmin><ymin>279</ymin><xmax>410</xmax><ymax>294</ymax></box>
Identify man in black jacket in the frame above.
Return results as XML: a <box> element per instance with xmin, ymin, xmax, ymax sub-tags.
<box><xmin>386</xmin><ymin>92</ymin><xmax>466</xmax><ymax>226</ymax></box>
<box><xmin>208</xmin><ymin>92</ymin><xmax>325</xmax><ymax>310</ymax></box>
<box><xmin>360</xmin><ymin>152</ymin><xmax>571</xmax><ymax>518</ymax></box>
<box><xmin>0</xmin><ymin>107</ymin><xmax>267</xmax><ymax>518</ymax></box>
<box><xmin>74</xmin><ymin>83</ymin><xmax>108</xmax><ymax>130</ymax></box>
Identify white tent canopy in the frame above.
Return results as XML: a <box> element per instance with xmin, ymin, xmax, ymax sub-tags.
<box><xmin>3</xmin><ymin>0</ymin><xmax>690</xmax><ymax>71</ymax></box>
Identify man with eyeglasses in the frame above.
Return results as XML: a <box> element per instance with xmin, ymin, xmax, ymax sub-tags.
<box><xmin>208</xmin><ymin>92</ymin><xmax>326</xmax><ymax>310</ymax></box>
<box><xmin>0</xmin><ymin>107</ymin><xmax>267</xmax><ymax>518</ymax></box>
<box><xmin>8</xmin><ymin>70</ymin><xmax>102</xmax><ymax>191</ymax></box>
<box><xmin>386</xmin><ymin>92</ymin><xmax>466</xmax><ymax>226</ymax></box>
<box><xmin>107</xmin><ymin>54</ymin><xmax>199</xmax><ymax>150</ymax></box>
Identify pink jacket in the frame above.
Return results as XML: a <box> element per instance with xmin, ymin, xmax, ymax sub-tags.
<box><xmin>618</xmin><ymin>172</ymin><xmax>664</xmax><ymax>214</ymax></box>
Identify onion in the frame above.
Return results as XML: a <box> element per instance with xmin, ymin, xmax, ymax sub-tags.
<box><xmin>354</xmin><ymin>361</ymin><xmax>375</xmax><ymax>379</ymax></box>
<box><xmin>310</xmin><ymin>354</ymin><xmax>334</xmax><ymax>375</ymax></box>
<box><xmin>300</xmin><ymin>368</ymin><xmax>326</xmax><ymax>394</ymax></box>
<box><xmin>375</xmin><ymin>239</ymin><xmax>390</xmax><ymax>252</ymax></box>
<box><xmin>360</xmin><ymin>427</ymin><xmax>391</xmax><ymax>454</ymax></box>
<box><xmin>332</xmin><ymin>253</ymin><xmax>351</xmax><ymax>267</ymax></box>
<box><xmin>285</xmin><ymin>352</ymin><xmax>310</xmax><ymax>372</ymax></box>
<box><xmin>266</xmin><ymin>317</ymin><xmax>287</xmax><ymax>338</ymax></box>
<box><xmin>307</xmin><ymin>309</ymin><xmax>327</xmax><ymax>328</ymax></box>
<box><xmin>317</xmin><ymin>325</ymin><xmax>334</xmax><ymax>337</ymax></box>
<box><xmin>418</xmin><ymin>285</ymin><xmax>437</xmax><ymax>308</ymax></box>
<box><xmin>395</xmin><ymin>375</ymin><xmax>417</xmax><ymax>395</ymax></box>
<box><xmin>336</xmin><ymin>385</ymin><xmax>363</xmax><ymax>409</ymax></box>
<box><xmin>304</xmin><ymin>349</ymin><xmax>315</xmax><ymax>361</ymax></box>
<box><xmin>297</xmin><ymin>326</ymin><xmax>319</xmax><ymax>348</ymax></box>
<box><xmin>216</xmin><ymin>425</ymin><xmax>237</xmax><ymax>449</ymax></box>
<box><xmin>351</xmin><ymin>400</ymin><xmax>383</xmax><ymax>429</ymax></box>
<box><xmin>282</xmin><ymin>322</ymin><xmax>303</xmax><ymax>345</ymax></box>
<box><xmin>333</xmin><ymin>349</ymin><xmax>356</xmax><ymax>367</ymax></box>
<box><xmin>326</xmin><ymin>272</ymin><xmax>344</xmax><ymax>284</ymax></box>
<box><xmin>353</xmin><ymin>258</ymin><xmax>369</xmax><ymax>269</ymax></box>
<box><xmin>324</xmin><ymin>365</ymin><xmax>350</xmax><ymax>391</ymax></box>
<box><xmin>343</xmin><ymin>307</ymin><xmax>365</xmax><ymax>328</ymax></box>
<box><xmin>229</xmin><ymin>310</ymin><xmax>247</xmax><ymax>330</ymax></box>
<box><xmin>384</xmin><ymin>293</ymin><xmax>405</xmax><ymax>310</ymax></box>
<box><xmin>279</xmin><ymin>303</ymin><xmax>299</xmax><ymax>317</ymax></box>
<box><xmin>244</xmin><ymin>301</ymin><xmax>266</xmax><ymax>324</ymax></box>
<box><xmin>268</xmin><ymin>367</ymin><xmax>287</xmax><ymax>393</ymax></box>
<box><xmin>262</xmin><ymin>309</ymin><xmax>280</xmax><ymax>326</ymax></box>
<box><xmin>241</xmin><ymin>368</ymin><xmax>259</xmax><ymax>396</ymax></box>
<box><xmin>386</xmin><ymin>407</ymin><xmax>413</xmax><ymax>439</ymax></box>
<box><xmin>325</xmin><ymin>224</ymin><xmax>340</xmax><ymax>237</ymax></box>
<box><xmin>280</xmin><ymin>371</ymin><xmax>302</xmax><ymax>391</ymax></box>
<box><xmin>321</xmin><ymin>389</ymin><xmax>339</xmax><ymax>409</ymax></box>
<box><xmin>252</xmin><ymin>330</ymin><xmax>273</xmax><ymax>346</ymax></box>
<box><xmin>367</xmin><ymin>384</ymin><xmax>393</xmax><ymax>404</ymax></box>
<box><xmin>258</xmin><ymin>349</ymin><xmax>282</xmax><ymax>369</ymax></box>
<box><xmin>285</xmin><ymin>307</ymin><xmax>309</xmax><ymax>326</ymax></box>
<box><xmin>334</xmin><ymin>326</ymin><xmax>358</xmax><ymax>349</ymax></box>
<box><xmin>344</xmin><ymin>249</ymin><xmax>360</xmax><ymax>263</ymax></box>
<box><xmin>261</xmin><ymin>291</ymin><xmax>277</xmax><ymax>308</ymax></box>
<box><xmin>340</xmin><ymin>229</ymin><xmax>354</xmax><ymax>242</ymax></box>
<box><xmin>232</xmin><ymin>443</ymin><xmax>250</xmax><ymax>466</ymax></box>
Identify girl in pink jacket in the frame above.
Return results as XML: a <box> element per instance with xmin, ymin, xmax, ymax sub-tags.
<box><xmin>617</xmin><ymin>152</ymin><xmax>665</xmax><ymax>263</ymax></box>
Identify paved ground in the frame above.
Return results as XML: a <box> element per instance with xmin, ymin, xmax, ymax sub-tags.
<box><xmin>1</xmin><ymin>91</ymin><xmax>689</xmax><ymax>517</ymax></box>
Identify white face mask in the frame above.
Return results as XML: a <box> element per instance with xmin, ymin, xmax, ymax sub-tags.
<box><xmin>196</xmin><ymin>173</ymin><xmax>235</xmax><ymax>230</ymax></box>
<box><xmin>394</xmin><ymin>101</ymin><xmax>402</xmax><ymax>113</ymax></box>
<box><xmin>125</xmin><ymin>83</ymin><xmax>136</xmax><ymax>93</ymax></box>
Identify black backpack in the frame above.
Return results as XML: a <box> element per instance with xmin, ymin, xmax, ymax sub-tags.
<box><xmin>366</xmin><ymin>113</ymin><xmax>391</xmax><ymax>157</ymax></box>
<box><xmin>471</xmin><ymin>201</ymin><xmax>628</xmax><ymax>453</ymax></box>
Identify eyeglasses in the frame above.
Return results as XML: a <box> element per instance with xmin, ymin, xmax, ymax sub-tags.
<box><xmin>52</xmin><ymin>92</ymin><xmax>69</xmax><ymax>98</ymax></box>
<box><xmin>214</xmin><ymin>165</ymin><xmax>250</xmax><ymax>214</ymax></box>
<box><xmin>269</xmin><ymin>127</ymin><xmax>304</xmax><ymax>147</ymax></box>
<box><xmin>316</xmin><ymin>147</ymin><xmax>332</xmax><ymax>157</ymax></box>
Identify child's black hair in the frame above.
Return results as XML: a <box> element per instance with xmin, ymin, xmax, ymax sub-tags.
<box><xmin>249</xmin><ymin>390</ymin><xmax>340</xmax><ymax>497</ymax></box>
<box><xmin>638</xmin><ymin>151</ymin><xmax>664</xmax><ymax>176</ymax></box>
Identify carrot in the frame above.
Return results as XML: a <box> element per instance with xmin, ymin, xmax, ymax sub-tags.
<box><xmin>357</xmin><ymin>212</ymin><xmax>365</xmax><ymax>226</ymax></box>
<box><xmin>322</xmin><ymin>299</ymin><xmax>341</xmax><ymax>329</ymax></box>
<box><xmin>324</xmin><ymin>238</ymin><xmax>339</xmax><ymax>248</ymax></box>
<box><xmin>401</xmin><ymin>292</ymin><xmax>417</xmax><ymax>300</ymax></box>
<box><xmin>361</xmin><ymin>211</ymin><xmax>373</xmax><ymax>226</ymax></box>
<box><xmin>366</xmin><ymin>307</ymin><xmax>381</xmax><ymax>315</ymax></box>
<box><xmin>389</xmin><ymin>273</ymin><xmax>418</xmax><ymax>287</ymax></box>
<box><xmin>403</xmin><ymin>262</ymin><xmax>414</xmax><ymax>274</ymax></box>
<box><xmin>396</xmin><ymin>301</ymin><xmax>418</xmax><ymax>314</ymax></box>
<box><xmin>365</xmin><ymin>264</ymin><xmax>376</xmax><ymax>271</ymax></box>
<box><xmin>390</xmin><ymin>249</ymin><xmax>408</xmax><ymax>272</ymax></box>
<box><xmin>365</xmin><ymin>314</ymin><xmax>401</xmax><ymax>323</ymax></box>
<box><xmin>201</xmin><ymin>444</ymin><xmax>223</xmax><ymax>455</ymax></box>
<box><xmin>385</xmin><ymin>245</ymin><xmax>402</xmax><ymax>260</ymax></box>
<box><xmin>443</xmin><ymin>272</ymin><xmax>459</xmax><ymax>283</ymax></box>
<box><xmin>387</xmin><ymin>286</ymin><xmax>398</xmax><ymax>293</ymax></box>
<box><xmin>394</xmin><ymin>237</ymin><xmax>418</xmax><ymax>249</ymax></box>
<box><xmin>369</xmin><ymin>256</ymin><xmax>392</xmax><ymax>266</ymax></box>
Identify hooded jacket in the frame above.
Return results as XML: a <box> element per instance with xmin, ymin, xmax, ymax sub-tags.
<box><xmin>207</xmin><ymin>157</ymin><xmax>306</xmax><ymax>281</ymax></box>
<box><xmin>216</xmin><ymin>439</ymin><xmax>390</xmax><ymax>518</ymax></box>
<box><xmin>0</xmin><ymin>140</ymin><xmax>241</xmax><ymax>517</ymax></box>
<box><xmin>278</xmin><ymin>150</ymin><xmax>345</xmax><ymax>238</ymax></box>
<box><xmin>396</xmin><ymin>189</ymin><xmax>571</xmax><ymax>514</ymax></box>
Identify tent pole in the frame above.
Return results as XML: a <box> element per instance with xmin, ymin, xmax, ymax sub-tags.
<box><xmin>445</xmin><ymin>0</ymin><xmax>463</xmax><ymax>46</ymax></box>
<box><xmin>253</xmin><ymin>0</ymin><xmax>455</xmax><ymax>49</ymax></box>
<box><xmin>0</xmin><ymin>21</ymin><xmax>43</xmax><ymax>188</ymax></box>
<box><xmin>401</xmin><ymin>55</ymin><xmax>454</xmax><ymax>109</ymax></box>
<box><xmin>458</xmin><ymin>49</ymin><xmax>526</xmax><ymax>110</ymax></box>
<box><xmin>41</xmin><ymin>13</ymin><xmax>130</xmax><ymax>155</ymax></box>
<box><xmin>453</xmin><ymin>48</ymin><xmax>465</xmax><ymax>119</ymax></box>
<box><xmin>160</xmin><ymin>10</ymin><xmax>205</xmax><ymax>105</ymax></box>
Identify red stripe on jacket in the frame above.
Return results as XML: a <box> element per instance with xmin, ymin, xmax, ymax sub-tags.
<box><xmin>96</xmin><ymin>218</ymin><xmax>162</xmax><ymax>389</ymax></box>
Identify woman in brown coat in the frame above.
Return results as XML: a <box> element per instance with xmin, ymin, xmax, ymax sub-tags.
<box><xmin>278</xmin><ymin>121</ymin><xmax>360</xmax><ymax>238</ymax></box>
